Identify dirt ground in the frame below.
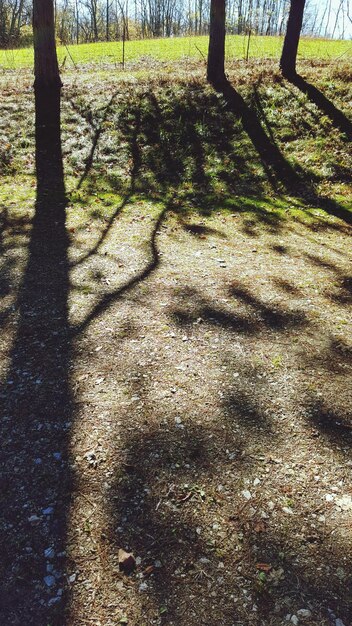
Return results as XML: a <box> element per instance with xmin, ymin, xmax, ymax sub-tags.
<box><xmin>0</xmin><ymin>59</ymin><xmax>351</xmax><ymax>626</ymax></box>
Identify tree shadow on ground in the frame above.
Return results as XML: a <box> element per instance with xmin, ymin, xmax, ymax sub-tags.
<box><xmin>63</xmin><ymin>77</ymin><xmax>351</xmax><ymax>260</ymax></box>
<box><xmin>306</xmin><ymin>400</ymin><xmax>352</xmax><ymax>448</ymax></box>
<box><xmin>0</xmin><ymin>97</ymin><xmax>73</xmax><ymax>625</ymax></box>
<box><xmin>0</xmin><ymin>69</ymin><xmax>350</xmax><ymax>625</ymax></box>
<box><xmin>171</xmin><ymin>284</ymin><xmax>308</xmax><ymax>336</ymax></box>
<box><xmin>287</xmin><ymin>74</ymin><xmax>352</xmax><ymax>141</ymax></box>
<box><xmin>204</xmin><ymin>80</ymin><xmax>352</xmax><ymax>224</ymax></box>
<box><xmin>105</xmin><ymin>385</ymin><xmax>352</xmax><ymax>625</ymax></box>
<box><xmin>62</xmin><ymin>76</ymin><xmax>351</xmax><ymax>625</ymax></box>
<box><xmin>213</xmin><ymin>78</ymin><xmax>352</xmax><ymax>226</ymax></box>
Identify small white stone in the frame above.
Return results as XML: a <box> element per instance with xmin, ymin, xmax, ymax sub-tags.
<box><xmin>242</xmin><ymin>490</ymin><xmax>252</xmax><ymax>500</ymax></box>
<box><xmin>297</xmin><ymin>609</ymin><xmax>312</xmax><ymax>618</ymax></box>
<box><xmin>199</xmin><ymin>557</ymin><xmax>210</xmax><ymax>564</ymax></box>
<box><xmin>282</xmin><ymin>507</ymin><xmax>294</xmax><ymax>515</ymax></box>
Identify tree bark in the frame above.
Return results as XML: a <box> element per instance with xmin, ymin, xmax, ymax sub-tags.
<box><xmin>207</xmin><ymin>0</ymin><xmax>226</xmax><ymax>86</ymax></box>
<box><xmin>280</xmin><ymin>0</ymin><xmax>306</xmax><ymax>78</ymax></box>
<box><xmin>33</xmin><ymin>0</ymin><xmax>64</xmax><ymax>223</ymax></box>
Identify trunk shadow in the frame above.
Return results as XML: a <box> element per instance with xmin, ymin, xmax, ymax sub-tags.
<box><xmin>213</xmin><ymin>78</ymin><xmax>352</xmax><ymax>226</ymax></box>
<box><xmin>288</xmin><ymin>73</ymin><xmax>352</xmax><ymax>141</ymax></box>
<box><xmin>0</xmin><ymin>86</ymin><xmax>73</xmax><ymax>625</ymax></box>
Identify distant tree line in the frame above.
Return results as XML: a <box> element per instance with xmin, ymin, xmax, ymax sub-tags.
<box><xmin>1</xmin><ymin>0</ymin><xmax>351</xmax><ymax>47</ymax></box>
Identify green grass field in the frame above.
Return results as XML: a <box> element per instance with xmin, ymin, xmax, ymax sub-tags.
<box><xmin>0</xmin><ymin>34</ymin><xmax>351</xmax><ymax>70</ymax></box>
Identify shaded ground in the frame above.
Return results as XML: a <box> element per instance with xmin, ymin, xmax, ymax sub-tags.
<box><xmin>0</xmin><ymin>59</ymin><xmax>351</xmax><ymax>626</ymax></box>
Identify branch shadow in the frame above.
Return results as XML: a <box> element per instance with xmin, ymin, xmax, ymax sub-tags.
<box><xmin>306</xmin><ymin>400</ymin><xmax>352</xmax><ymax>448</ymax></box>
<box><xmin>171</xmin><ymin>284</ymin><xmax>308</xmax><ymax>336</ymax></box>
<box><xmin>67</xmin><ymin>90</ymin><xmax>120</xmax><ymax>190</ymax></box>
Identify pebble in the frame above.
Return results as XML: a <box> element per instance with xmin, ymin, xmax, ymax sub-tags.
<box><xmin>44</xmin><ymin>547</ymin><xmax>55</xmax><ymax>559</ymax></box>
<box><xmin>297</xmin><ymin>609</ymin><xmax>312</xmax><ymax>618</ymax></box>
<box><xmin>53</xmin><ymin>452</ymin><xmax>62</xmax><ymax>461</ymax></box>
<box><xmin>335</xmin><ymin>495</ymin><xmax>352</xmax><ymax>511</ymax></box>
<box><xmin>118</xmin><ymin>549</ymin><xmax>136</xmax><ymax>574</ymax></box>
<box><xmin>44</xmin><ymin>575</ymin><xmax>56</xmax><ymax>588</ymax></box>
<box><xmin>42</xmin><ymin>507</ymin><xmax>54</xmax><ymax>515</ymax></box>
<box><xmin>286</xmin><ymin>616</ymin><xmax>298</xmax><ymax>626</ymax></box>
<box><xmin>242</xmin><ymin>490</ymin><xmax>252</xmax><ymax>500</ymax></box>
<box><xmin>282</xmin><ymin>507</ymin><xmax>294</xmax><ymax>515</ymax></box>
<box><xmin>139</xmin><ymin>582</ymin><xmax>148</xmax><ymax>592</ymax></box>
<box><xmin>199</xmin><ymin>557</ymin><xmax>210</xmax><ymax>564</ymax></box>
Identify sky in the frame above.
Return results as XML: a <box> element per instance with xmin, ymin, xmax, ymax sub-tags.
<box><xmin>311</xmin><ymin>0</ymin><xmax>352</xmax><ymax>39</ymax></box>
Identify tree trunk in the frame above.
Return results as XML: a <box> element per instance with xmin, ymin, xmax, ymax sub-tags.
<box><xmin>280</xmin><ymin>0</ymin><xmax>306</xmax><ymax>78</ymax></box>
<box><xmin>33</xmin><ymin>0</ymin><xmax>64</xmax><ymax>218</ymax></box>
<box><xmin>207</xmin><ymin>0</ymin><xmax>226</xmax><ymax>86</ymax></box>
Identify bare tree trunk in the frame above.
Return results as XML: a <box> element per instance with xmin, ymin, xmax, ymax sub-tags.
<box><xmin>280</xmin><ymin>0</ymin><xmax>306</xmax><ymax>78</ymax></box>
<box><xmin>33</xmin><ymin>0</ymin><xmax>63</xmax><ymax>202</ymax></box>
<box><xmin>331</xmin><ymin>0</ymin><xmax>343</xmax><ymax>38</ymax></box>
<box><xmin>324</xmin><ymin>0</ymin><xmax>332</xmax><ymax>36</ymax></box>
<box><xmin>207</xmin><ymin>0</ymin><xmax>226</xmax><ymax>86</ymax></box>
<box><xmin>75</xmin><ymin>0</ymin><xmax>79</xmax><ymax>43</ymax></box>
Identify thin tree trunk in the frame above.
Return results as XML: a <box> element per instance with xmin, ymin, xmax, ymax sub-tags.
<box><xmin>280</xmin><ymin>0</ymin><xmax>306</xmax><ymax>78</ymax></box>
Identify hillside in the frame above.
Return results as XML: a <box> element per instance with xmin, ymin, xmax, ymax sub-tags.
<box><xmin>0</xmin><ymin>58</ymin><xmax>351</xmax><ymax>626</ymax></box>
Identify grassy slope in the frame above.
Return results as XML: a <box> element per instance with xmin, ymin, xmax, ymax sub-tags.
<box><xmin>0</xmin><ymin>34</ymin><xmax>351</xmax><ymax>70</ymax></box>
<box><xmin>0</xmin><ymin>59</ymin><xmax>351</xmax><ymax>219</ymax></box>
